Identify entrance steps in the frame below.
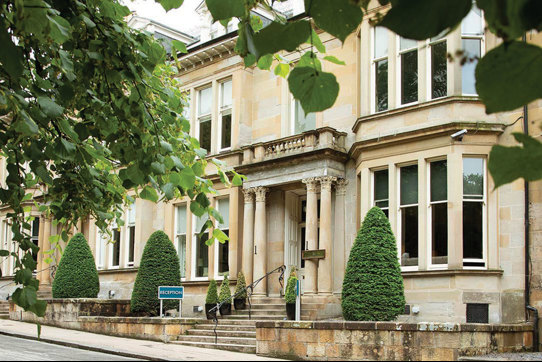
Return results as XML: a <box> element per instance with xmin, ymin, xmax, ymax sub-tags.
<box><xmin>0</xmin><ymin>300</ymin><xmax>9</xmax><ymax>319</ymax></box>
<box><xmin>37</xmin><ymin>285</ymin><xmax>52</xmax><ymax>299</ymax></box>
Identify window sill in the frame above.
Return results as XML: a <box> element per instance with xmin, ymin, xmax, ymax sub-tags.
<box><xmin>402</xmin><ymin>268</ymin><xmax>503</xmax><ymax>278</ymax></box>
<box><xmin>98</xmin><ymin>267</ymin><xmax>139</xmax><ymax>275</ymax></box>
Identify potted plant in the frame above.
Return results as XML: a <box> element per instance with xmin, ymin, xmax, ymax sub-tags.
<box><xmin>285</xmin><ymin>267</ymin><xmax>298</xmax><ymax>320</ymax></box>
<box><xmin>218</xmin><ymin>274</ymin><xmax>232</xmax><ymax>316</ymax></box>
<box><xmin>205</xmin><ymin>280</ymin><xmax>218</xmax><ymax>320</ymax></box>
<box><xmin>234</xmin><ymin>271</ymin><xmax>247</xmax><ymax>310</ymax></box>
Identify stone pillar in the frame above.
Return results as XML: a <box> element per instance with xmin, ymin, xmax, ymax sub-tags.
<box><xmin>333</xmin><ymin>179</ymin><xmax>348</xmax><ymax>294</ymax></box>
<box><xmin>253</xmin><ymin>187</ymin><xmax>268</xmax><ymax>295</ymax></box>
<box><xmin>303</xmin><ymin>178</ymin><xmax>319</xmax><ymax>295</ymax></box>
<box><xmin>40</xmin><ymin>217</ymin><xmax>52</xmax><ymax>285</ymax></box>
<box><xmin>242</xmin><ymin>188</ymin><xmax>255</xmax><ymax>285</ymax></box>
<box><xmin>318</xmin><ymin>176</ymin><xmax>336</xmax><ymax>295</ymax></box>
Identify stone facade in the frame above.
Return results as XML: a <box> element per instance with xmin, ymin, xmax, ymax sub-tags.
<box><xmin>1</xmin><ymin>0</ymin><xmax>541</xmax><ymax>335</ymax></box>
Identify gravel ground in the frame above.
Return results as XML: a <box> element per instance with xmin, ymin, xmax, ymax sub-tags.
<box><xmin>460</xmin><ymin>352</ymin><xmax>542</xmax><ymax>361</ymax></box>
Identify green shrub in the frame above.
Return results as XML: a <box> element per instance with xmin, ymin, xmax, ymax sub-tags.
<box><xmin>218</xmin><ymin>275</ymin><xmax>231</xmax><ymax>304</ymax></box>
<box><xmin>206</xmin><ymin>280</ymin><xmax>218</xmax><ymax>305</ymax></box>
<box><xmin>52</xmin><ymin>233</ymin><xmax>100</xmax><ymax>299</ymax></box>
<box><xmin>130</xmin><ymin>231</ymin><xmax>181</xmax><ymax>316</ymax></box>
<box><xmin>234</xmin><ymin>271</ymin><xmax>247</xmax><ymax>299</ymax></box>
<box><xmin>341</xmin><ymin>207</ymin><xmax>405</xmax><ymax>321</ymax></box>
<box><xmin>285</xmin><ymin>270</ymin><xmax>298</xmax><ymax>305</ymax></box>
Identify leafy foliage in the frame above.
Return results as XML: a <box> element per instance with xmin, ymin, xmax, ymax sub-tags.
<box><xmin>234</xmin><ymin>271</ymin><xmax>247</xmax><ymax>299</ymax></box>
<box><xmin>285</xmin><ymin>268</ymin><xmax>298</xmax><ymax>305</ymax></box>
<box><xmin>130</xmin><ymin>231</ymin><xmax>181</xmax><ymax>316</ymax></box>
<box><xmin>342</xmin><ymin>207</ymin><xmax>405</xmax><ymax>321</ymax></box>
<box><xmin>206</xmin><ymin>279</ymin><xmax>218</xmax><ymax>305</ymax></box>
<box><xmin>52</xmin><ymin>233</ymin><xmax>99</xmax><ymax>299</ymax></box>
<box><xmin>218</xmin><ymin>275</ymin><xmax>232</xmax><ymax>304</ymax></box>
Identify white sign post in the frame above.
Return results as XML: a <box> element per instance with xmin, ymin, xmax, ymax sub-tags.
<box><xmin>158</xmin><ymin>286</ymin><xmax>184</xmax><ymax>318</ymax></box>
<box><xmin>295</xmin><ymin>279</ymin><xmax>301</xmax><ymax>321</ymax></box>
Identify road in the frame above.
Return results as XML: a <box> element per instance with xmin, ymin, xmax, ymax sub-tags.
<box><xmin>1</xmin><ymin>334</ymin><xmax>143</xmax><ymax>361</ymax></box>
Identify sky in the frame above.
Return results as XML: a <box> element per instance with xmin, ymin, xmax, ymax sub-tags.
<box><xmin>122</xmin><ymin>0</ymin><xmax>203</xmax><ymax>36</ymax></box>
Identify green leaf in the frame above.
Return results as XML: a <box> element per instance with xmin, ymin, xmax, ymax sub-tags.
<box><xmin>48</xmin><ymin>15</ymin><xmax>71</xmax><ymax>43</ymax></box>
<box><xmin>140</xmin><ymin>186</ymin><xmax>158</xmax><ymax>202</ymax></box>
<box><xmin>37</xmin><ymin>97</ymin><xmax>64</xmax><ymax>118</ymax></box>
<box><xmin>0</xmin><ymin>22</ymin><xmax>24</xmax><ymax>79</ymax></box>
<box><xmin>251</xmin><ymin>20</ymin><xmax>312</xmax><ymax>59</ymax></box>
<box><xmin>171</xmin><ymin>40</ymin><xmax>187</xmax><ymax>54</ymax></box>
<box><xmin>309</xmin><ymin>30</ymin><xmax>326</xmax><ymax>53</ymax></box>
<box><xmin>476</xmin><ymin>41</ymin><xmax>542</xmax><ymax>114</ymax></box>
<box><xmin>154</xmin><ymin>0</ymin><xmax>184</xmax><ymax>12</ymax></box>
<box><xmin>274</xmin><ymin>63</ymin><xmax>290</xmax><ymax>78</ymax></box>
<box><xmin>379</xmin><ymin>0</ymin><xmax>471</xmax><ymax>40</ymax></box>
<box><xmin>190</xmin><ymin>201</ymin><xmax>205</xmax><ymax>217</ymax></box>
<box><xmin>288</xmin><ymin>67</ymin><xmax>340</xmax><ymax>113</ymax></box>
<box><xmin>323</xmin><ymin>56</ymin><xmax>346</xmax><ymax>65</ymax></box>
<box><xmin>305</xmin><ymin>0</ymin><xmax>363</xmax><ymax>43</ymax></box>
<box><xmin>28</xmin><ymin>300</ymin><xmax>47</xmax><ymax>317</ymax></box>
<box><xmin>179</xmin><ymin>167</ymin><xmax>196</xmax><ymax>190</ymax></box>
<box><xmin>162</xmin><ymin>183</ymin><xmax>175</xmax><ymax>199</ymax></box>
<box><xmin>213</xmin><ymin>229</ymin><xmax>229</xmax><ymax>244</ymax></box>
<box><xmin>0</xmin><ymin>250</ymin><xmax>9</xmax><ymax>257</ymax></box>
<box><xmin>14</xmin><ymin>112</ymin><xmax>39</xmax><ymax>136</ymax></box>
<box><xmin>151</xmin><ymin>161</ymin><xmax>166</xmax><ymax>174</ymax></box>
<box><xmin>195</xmin><ymin>192</ymin><xmax>211</xmax><ymax>208</ymax></box>
<box><xmin>489</xmin><ymin>133</ymin><xmax>542</xmax><ymax>187</ymax></box>
<box><xmin>205</xmin><ymin>0</ymin><xmax>245</xmax><ymax>22</ymax></box>
<box><xmin>477</xmin><ymin>0</ymin><xmax>542</xmax><ymax>41</ymax></box>
<box><xmin>35</xmin><ymin>165</ymin><xmax>53</xmax><ymax>184</ymax></box>
<box><xmin>257</xmin><ymin>54</ymin><xmax>273</xmax><ymax>70</ymax></box>
<box><xmin>232</xmin><ymin>174</ymin><xmax>243</xmax><ymax>187</ymax></box>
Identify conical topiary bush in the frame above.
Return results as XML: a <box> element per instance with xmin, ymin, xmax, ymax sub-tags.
<box><xmin>131</xmin><ymin>231</ymin><xmax>181</xmax><ymax>316</ymax></box>
<box><xmin>341</xmin><ymin>207</ymin><xmax>405</xmax><ymax>321</ymax></box>
<box><xmin>52</xmin><ymin>233</ymin><xmax>100</xmax><ymax>298</ymax></box>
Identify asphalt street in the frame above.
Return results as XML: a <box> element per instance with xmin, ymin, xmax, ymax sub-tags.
<box><xmin>0</xmin><ymin>334</ymin><xmax>143</xmax><ymax>361</ymax></box>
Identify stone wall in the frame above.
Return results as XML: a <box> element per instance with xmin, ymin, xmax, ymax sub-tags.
<box><xmin>256</xmin><ymin>321</ymin><xmax>534</xmax><ymax>361</ymax></box>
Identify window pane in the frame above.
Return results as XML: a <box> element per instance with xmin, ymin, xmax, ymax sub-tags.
<box><xmin>112</xmin><ymin>229</ymin><xmax>121</xmax><ymax>267</ymax></box>
<box><xmin>400</xmin><ymin>37</ymin><xmax>417</xmax><ymax>51</ymax></box>
<box><xmin>431</xmin><ymin>41</ymin><xmax>447</xmax><ymax>99</ymax></box>
<box><xmin>217</xmin><ymin>198</ymin><xmax>230</xmax><ymax>228</ymax></box>
<box><xmin>128</xmin><ymin>226</ymin><xmax>135</xmax><ymax>263</ymax></box>
<box><xmin>127</xmin><ymin>202</ymin><xmax>136</xmax><ymax>225</ymax></box>
<box><xmin>195</xmin><ymin>214</ymin><xmax>207</xmax><ymax>234</ymax></box>
<box><xmin>182</xmin><ymin>92</ymin><xmax>191</xmax><ymax>119</ymax></box>
<box><xmin>294</xmin><ymin>100</ymin><xmax>316</xmax><ymax>134</ymax></box>
<box><xmin>178</xmin><ymin>235</ymin><xmax>186</xmax><ymax>278</ymax></box>
<box><xmin>462</xmin><ymin>39</ymin><xmax>480</xmax><ymax>94</ymax></box>
<box><xmin>374</xmin><ymin>169</ymin><xmax>389</xmax><ymax>204</ymax></box>
<box><xmin>98</xmin><ymin>233</ymin><xmax>106</xmax><ymax>267</ymax></box>
<box><xmin>430</xmin><ymin>160</ymin><xmax>447</xmax><ymax>202</ymax></box>
<box><xmin>221</xmin><ymin>80</ymin><xmax>232</xmax><ymax>108</ymax></box>
<box><xmin>176</xmin><ymin>205</ymin><xmax>187</xmax><ymax>234</ymax></box>
<box><xmin>462</xmin><ymin>6</ymin><xmax>483</xmax><ymax>35</ymax></box>
<box><xmin>374</xmin><ymin>26</ymin><xmax>388</xmax><ymax>59</ymax></box>
<box><xmin>196</xmin><ymin>232</ymin><xmax>209</xmax><ymax>277</ymax></box>
<box><xmin>401</xmin><ymin>206</ymin><xmax>418</xmax><ymax>266</ymax></box>
<box><xmin>218</xmin><ymin>229</ymin><xmax>229</xmax><ymax>274</ymax></box>
<box><xmin>400</xmin><ymin>165</ymin><xmax>418</xmax><ymax>205</ymax></box>
<box><xmin>401</xmin><ymin>50</ymin><xmax>418</xmax><ymax>104</ymax></box>
<box><xmin>375</xmin><ymin>59</ymin><xmax>388</xmax><ymax>112</ymax></box>
<box><xmin>198</xmin><ymin>87</ymin><xmax>212</xmax><ymax>116</ymax></box>
<box><xmin>463</xmin><ymin>201</ymin><xmax>483</xmax><ymax>260</ymax></box>
<box><xmin>221</xmin><ymin>113</ymin><xmax>232</xmax><ymax>149</ymax></box>
<box><xmin>463</xmin><ymin>158</ymin><xmax>484</xmax><ymax>198</ymax></box>
<box><xmin>431</xmin><ymin>202</ymin><xmax>448</xmax><ymax>265</ymax></box>
<box><xmin>32</xmin><ymin>218</ymin><xmax>40</xmax><ymax>238</ymax></box>
<box><xmin>199</xmin><ymin>117</ymin><xmax>212</xmax><ymax>152</ymax></box>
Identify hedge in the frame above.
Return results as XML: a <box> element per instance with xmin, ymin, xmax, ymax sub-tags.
<box><xmin>218</xmin><ymin>274</ymin><xmax>231</xmax><ymax>304</ymax></box>
<box><xmin>52</xmin><ymin>233</ymin><xmax>100</xmax><ymax>299</ymax></box>
<box><xmin>131</xmin><ymin>231</ymin><xmax>181</xmax><ymax>316</ymax></box>
<box><xmin>341</xmin><ymin>207</ymin><xmax>405</xmax><ymax>321</ymax></box>
<box><xmin>234</xmin><ymin>271</ymin><xmax>247</xmax><ymax>299</ymax></box>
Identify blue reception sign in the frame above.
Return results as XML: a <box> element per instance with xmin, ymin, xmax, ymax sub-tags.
<box><xmin>158</xmin><ymin>286</ymin><xmax>184</xmax><ymax>300</ymax></box>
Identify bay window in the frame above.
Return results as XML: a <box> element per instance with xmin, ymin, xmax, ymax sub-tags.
<box><xmin>461</xmin><ymin>5</ymin><xmax>484</xmax><ymax>95</ymax></box>
<box><xmin>193</xmin><ymin>213</ymin><xmax>209</xmax><ymax>278</ymax></box>
<box><xmin>216</xmin><ymin>198</ymin><xmax>229</xmax><ymax>277</ymax></box>
<box><xmin>429</xmin><ymin>36</ymin><xmax>447</xmax><ymax>99</ymax></box>
<box><xmin>197</xmin><ymin>86</ymin><xmax>212</xmax><ymax>153</ymax></box>
<box><xmin>373</xmin><ymin>169</ymin><xmax>389</xmax><ymax>217</ymax></box>
<box><xmin>219</xmin><ymin>80</ymin><xmax>232</xmax><ymax>151</ymax></box>
<box><xmin>373</xmin><ymin>26</ymin><xmax>388</xmax><ymax>112</ymax></box>
<box><xmin>175</xmin><ymin>204</ymin><xmax>187</xmax><ymax>279</ymax></box>
<box><xmin>399</xmin><ymin>164</ymin><xmax>418</xmax><ymax>267</ymax></box>
<box><xmin>463</xmin><ymin>157</ymin><xmax>486</xmax><ymax>268</ymax></box>
<box><xmin>399</xmin><ymin>37</ymin><xmax>418</xmax><ymax>105</ymax></box>
<box><xmin>429</xmin><ymin>160</ymin><xmax>448</xmax><ymax>266</ymax></box>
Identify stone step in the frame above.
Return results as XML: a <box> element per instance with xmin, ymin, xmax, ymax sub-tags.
<box><xmin>246</xmin><ymin>303</ymin><xmax>284</xmax><ymax>310</ymax></box>
<box><xmin>187</xmin><ymin>329</ymin><xmax>256</xmax><ymax>338</ymax></box>
<box><xmin>232</xmin><ymin>309</ymin><xmax>286</xmax><ymax>316</ymax></box>
<box><xmin>0</xmin><ymin>315</ymin><xmax>9</xmax><ymax>320</ymax></box>
<box><xmin>193</xmin><ymin>324</ymin><xmax>256</xmax><ymax>332</ymax></box>
<box><xmin>199</xmin><ymin>319</ymin><xmax>257</xmax><ymax>327</ymax></box>
<box><xmin>176</xmin><ymin>335</ymin><xmax>256</xmax><ymax>346</ymax></box>
<box><xmin>220</xmin><ymin>314</ymin><xmax>286</xmax><ymax>321</ymax></box>
<box><xmin>171</xmin><ymin>341</ymin><xmax>256</xmax><ymax>354</ymax></box>
<box><xmin>250</xmin><ymin>297</ymin><xmax>284</xmax><ymax>304</ymax></box>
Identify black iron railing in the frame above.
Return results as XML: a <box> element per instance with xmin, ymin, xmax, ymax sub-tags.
<box><xmin>208</xmin><ymin>265</ymin><xmax>286</xmax><ymax>344</ymax></box>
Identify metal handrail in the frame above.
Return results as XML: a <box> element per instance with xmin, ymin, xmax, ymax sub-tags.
<box><xmin>209</xmin><ymin>265</ymin><xmax>286</xmax><ymax>344</ymax></box>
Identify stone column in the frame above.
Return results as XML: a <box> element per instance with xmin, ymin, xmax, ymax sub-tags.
<box><xmin>333</xmin><ymin>179</ymin><xmax>348</xmax><ymax>294</ymax></box>
<box><xmin>242</xmin><ymin>188</ymin><xmax>255</xmax><ymax>285</ymax></box>
<box><xmin>318</xmin><ymin>176</ymin><xmax>336</xmax><ymax>295</ymax></box>
<box><xmin>253</xmin><ymin>187</ymin><xmax>268</xmax><ymax>295</ymax></box>
<box><xmin>302</xmin><ymin>178</ymin><xmax>319</xmax><ymax>295</ymax></box>
<box><xmin>40</xmin><ymin>217</ymin><xmax>52</xmax><ymax>285</ymax></box>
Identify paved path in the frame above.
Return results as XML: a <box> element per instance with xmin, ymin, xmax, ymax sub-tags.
<box><xmin>0</xmin><ymin>319</ymin><xmax>283</xmax><ymax>361</ymax></box>
<box><xmin>1</xmin><ymin>334</ymin><xmax>141</xmax><ymax>361</ymax></box>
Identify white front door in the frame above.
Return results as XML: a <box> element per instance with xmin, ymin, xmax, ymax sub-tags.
<box><xmin>284</xmin><ymin>192</ymin><xmax>304</xmax><ymax>294</ymax></box>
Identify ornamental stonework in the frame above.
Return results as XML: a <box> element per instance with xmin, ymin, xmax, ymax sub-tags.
<box><xmin>318</xmin><ymin>176</ymin><xmax>337</xmax><ymax>191</ymax></box>
<box><xmin>336</xmin><ymin>178</ymin><xmax>349</xmax><ymax>196</ymax></box>
<box><xmin>242</xmin><ymin>188</ymin><xmax>255</xmax><ymax>203</ymax></box>
<box><xmin>254</xmin><ymin>187</ymin><xmax>268</xmax><ymax>202</ymax></box>
<box><xmin>302</xmin><ymin>177</ymin><xmax>320</xmax><ymax>193</ymax></box>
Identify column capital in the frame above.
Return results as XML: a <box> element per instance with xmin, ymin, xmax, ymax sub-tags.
<box><xmin>335</xmin><ymin>178</ymin><xmax>349</xmax><ymax>196</ymax></box>
<box><xmin>318</xmin><ymin>176</ymin><xmax>337</xmax><ymax>192</ymax></box>
<box><xmin>254</xmin><ymin>187</ymin><xmax>268</xmax><ymax>202</ymax></box>
<box><xmin>302</xmin><ymin>177</ymin><xmax>320</xmax><ymax>193</ymax></box>
<box><xmin>242</xmin><ymin>188</ymin><xmax>255</xmax><ymax>203</ymax></box>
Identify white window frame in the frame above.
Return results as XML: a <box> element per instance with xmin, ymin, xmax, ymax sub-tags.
<box><xmin>371</xmin><ymin>167</ymin><xmax>390</xmax><ymax>216</ymax></box>
<box><xmin>427</xmin><ymin>158</ymin><xmax>449</xmax><ymax>270</ymax></box>
<box><xmin>396</xmin><ymin>36</ymin><xmax>419</xmax><ymax>108</ymax></box>
<box><xmin>214</xmin><ymin>197</ymin><xmax>230</xmax><ymax>280</ymax></box>
<box><xmin>426</xmin><ymin>37</ymin><xmax>448</xmax><ymax>101</ymax></box>
<box><xmin>125</xmin><ymin>202</ymin><xmax>136</xmax><ymax>268</ymax></box>
<box><xmin>191</xmin><ymin>213</ymin><xmax>209</xmax><ymax>281</ymax></box>
<box><xmin>96</xmin><ymin>231</ymin><xmax>107</xmax><ymax>270</ymax></box>
<box><xmin>109</xmin><ymin>222</ymin><xmax>121</xmax><ymax>270</ymax></box>
<box><xmin>461</xmin><ymin>5</ymin><xmax>485</xmax><ymax>96</ymax></box>
<box><xmin>290</xmin><ymin>98</ymin><xmax>317</xmax><ymax>136</ymax></box>
<box><xmin>1</xmin><ymin>218</ymin><xmax>12</xmax><ymax>277</ymax></box>
<box><xmin>397</xmin><ymin>162</ymin><xmax>419</xmax><ymax>271</ymax></box>
<box><xmin>174</xmin><ymin>203</ymin><xmax>188</xmax><ymax>282</ymax></box>
<box><xmin>462</xmin><ymin>157</ymin><xmax>488</xmax><ymax>269</ymax></box>
<box><xmin>196</xmin><ymin>85</ymin><xmax>213</xmax><ymax>154</ymax></box>
<box><xmin>218</xmin><ymin>79</ymin><xmax>232</xmax><ymax>152</ymax></box>
<box><xmin>371</xmin><ymin>26</ymin><xmax>389</xmax><ymax>114</ymax></box>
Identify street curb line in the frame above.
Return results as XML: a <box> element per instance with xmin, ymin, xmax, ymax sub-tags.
<box><xmin>0</xmin><ymin>329</ymin><xmax>167</xmax><ymax>361</ymax></box>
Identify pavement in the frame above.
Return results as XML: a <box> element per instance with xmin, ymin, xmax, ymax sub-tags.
<box><xmin>0</xmin><ymin>319</ymin><xmax>283</xmax><ymax>361</ymax></box>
